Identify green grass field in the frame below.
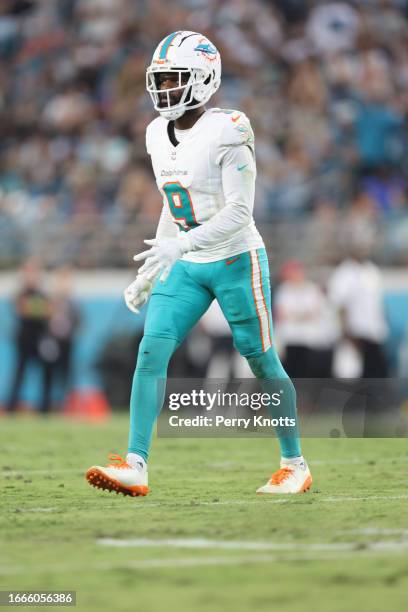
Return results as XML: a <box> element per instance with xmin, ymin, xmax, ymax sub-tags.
<box><xmin>1</xmin><ymin>414</ymin><xmax>408</xmax><ymax>612</ymax></box>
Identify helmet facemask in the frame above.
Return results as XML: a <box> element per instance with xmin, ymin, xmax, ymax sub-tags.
<box><xmin>146</xmin><ymin>66</ymin><xmax>215</xmax><ymax>121</ymax></box>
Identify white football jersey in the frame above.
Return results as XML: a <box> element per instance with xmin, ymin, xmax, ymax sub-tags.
<box><xmin>145</xmin><ymin>108</ymin><xmax>264</xmax><ymax>263</ymax></box>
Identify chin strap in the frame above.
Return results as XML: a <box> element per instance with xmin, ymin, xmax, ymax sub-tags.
<box><xmin>159</xmin><ymin>106</ymin><xmax>186</xmax><ymax>121</ymax></box>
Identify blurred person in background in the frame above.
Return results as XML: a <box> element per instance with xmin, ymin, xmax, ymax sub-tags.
<box><xmin>47</xmin><ymin>266</ymin><xmax>80</xmax><ymax>408</ymax></box>
<box><xmin>274</xmin><ymin>260</ymin><xmax>338</xmax><ymax>378</ymax></box>
<box><xmin>6</xmin><ymin>258</ymin><xmax>52</xmax><ymax>414</ymax></box>
<box><xmin>328</xmin><ymin>247</ymin><xmax>389</xmax><ymax>378</ymax></box>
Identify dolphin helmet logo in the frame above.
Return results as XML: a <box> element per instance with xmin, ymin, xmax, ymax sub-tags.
<box><xmin>194</xmin><ymin>40</ymin><xmax>218</xmax><ymax>60</ymax></box>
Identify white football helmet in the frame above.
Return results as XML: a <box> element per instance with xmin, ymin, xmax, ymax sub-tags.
<box><xmin>146</xmin><ymin>31</ymin><xmax>221</xmax><ymax>121</ymax></box>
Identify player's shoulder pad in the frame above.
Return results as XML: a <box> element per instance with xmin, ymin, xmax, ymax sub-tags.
<box><xmin>209</xmin><ymin>108</ymin><xmax>254</xmax><ymax>150</ymax></box>
<box><xmin>146</xmin><ymin>115</ymin><xmax>167</xmax><ymax>155</ymax></box>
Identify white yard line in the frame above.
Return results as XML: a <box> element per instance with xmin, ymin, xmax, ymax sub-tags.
<box><xmin>338</xmin><ymin>528</ymin><xmax>408</xmax><ymax>536</ymax></box>
<box><xmin>97</xmin><ymin>537</ymin><xmax>408</xmax><ymax>554</ymax></box>
<box><xmin>97</xmin><ymin>537</ymin><xmax>354</xmax><ymax>551</ymax></box>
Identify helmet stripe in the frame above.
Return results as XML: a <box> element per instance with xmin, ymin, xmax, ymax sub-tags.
<box><xmin>158</xmin><ymin>31</ymin><xmax>180</xmax><ymax>60</ymax></box>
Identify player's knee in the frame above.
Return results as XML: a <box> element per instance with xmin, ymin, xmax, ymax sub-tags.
<box><xmin>246</xmin><ymin>347</ymin><xmax>287</xmax><ymax>380</ymax></box>
<box><xmin>135</xmin><ymin>335</ymin><xmax>177</xmax><ymax>376</ymax></box>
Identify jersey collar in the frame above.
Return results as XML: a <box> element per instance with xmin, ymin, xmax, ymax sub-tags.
<box><xmin>166</xmin><ymin>109</ymin><xmax>210</xmax><ymax>148</ymax></box>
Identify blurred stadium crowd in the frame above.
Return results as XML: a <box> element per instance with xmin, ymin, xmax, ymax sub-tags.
<box><xmin>0</xmin><ymin>0</ymin><xmax>407</xmax><ymax>268</ymax></box>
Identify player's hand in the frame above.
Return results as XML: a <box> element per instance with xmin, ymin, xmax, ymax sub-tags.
<box><xmin>124</xmin><ymin>275</ymin><xmax>153</xmax><ymax>314</ymax></box>
<box><xmin>133</xmin><ymin>236</ymin><xmax>192</xmax><ymax>283</ymax></box>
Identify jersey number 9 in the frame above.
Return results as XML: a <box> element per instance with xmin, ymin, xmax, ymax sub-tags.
<box><xmin>163</xmin><ymin>182</ymin><xmax>199</xmax><ymax>232</ymax></box>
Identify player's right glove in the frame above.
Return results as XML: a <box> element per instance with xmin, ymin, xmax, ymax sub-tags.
<box><xmin>124</xmin><ymin>274</ymin><xmax>153</xmax><ymax>314</ymax></box>
<box><xmin>133</xmin><ymin>234</ymin><xmax>192</xmax><ymax>283</ymax></box>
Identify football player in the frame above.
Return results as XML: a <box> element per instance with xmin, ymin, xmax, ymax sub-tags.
<box><xmin>86</xmin><ymin>31</ymin><xmax>312</xmax><ymax>496</ymax></box>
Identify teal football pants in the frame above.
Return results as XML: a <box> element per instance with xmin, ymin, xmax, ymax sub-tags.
<box><xmin>128</xmin><ymin>248</ymin><xmax>302</xmax><ymax>461</ymax></box>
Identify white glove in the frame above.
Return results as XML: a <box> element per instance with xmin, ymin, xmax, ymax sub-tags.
<box><xmin>124</xmin><ymin>275</ymin><xmax>153</xmax><ymax>314</ymax></box>
<box><xmin>133</xmin><ymin>235</ymin><xmax>192</xmax><ymax>282</ymax></box>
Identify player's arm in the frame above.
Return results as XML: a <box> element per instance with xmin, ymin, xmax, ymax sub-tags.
<box><xmin>183</xmin><ymin>143</ymin><xmax>255</xmax><ymax>250</ymax></box>
<box><xmin>184</xmin><ymin>112</ymin><xmax>256</xmax><ymax>250</ymax></box>
<box><xmin>134</xmin><ymin>114</ymin><xmax>256</xmax><ymax>280</ymax></box>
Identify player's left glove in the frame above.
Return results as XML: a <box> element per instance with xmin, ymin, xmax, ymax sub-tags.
<box><xmin>133</xmin><ymin>235</ymin><xmax>192</xmax><ymax>282</ymax></box>
<box><xmin>124</xmin><ymin>274</ymin><xmax>153</xmax><ymax>314</ymax></box>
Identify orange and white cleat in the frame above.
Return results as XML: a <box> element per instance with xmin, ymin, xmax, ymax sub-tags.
<box><xmin>256</xmin><ymin>458</ymin><xmax>312</xmax><ymax>494</ymax></box>
<box><xmin>86</xmin><ymin>454</ymin><xmax>149</xmax><ymax>497</ymax></box>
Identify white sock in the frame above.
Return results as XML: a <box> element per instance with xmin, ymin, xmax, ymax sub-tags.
<box><xmin>281</xmin><ymin>456</ymin><xmax>306</xmax><ymax>468</ymax></box>
<box><xmin>126</xmin><ymin>453</ymin><xmax>147</xmax><ymax>471</ymax></box>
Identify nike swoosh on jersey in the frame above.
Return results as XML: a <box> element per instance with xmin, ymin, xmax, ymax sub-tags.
<box><xmin>231</xmin><ymin>115</ymin><xmax>241</xmax><ymax>122</ymax></box>
<box><xmin>237</xmin><ymin>164</ymin><xmax>248</xmax><ymax>172</ymax></box>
